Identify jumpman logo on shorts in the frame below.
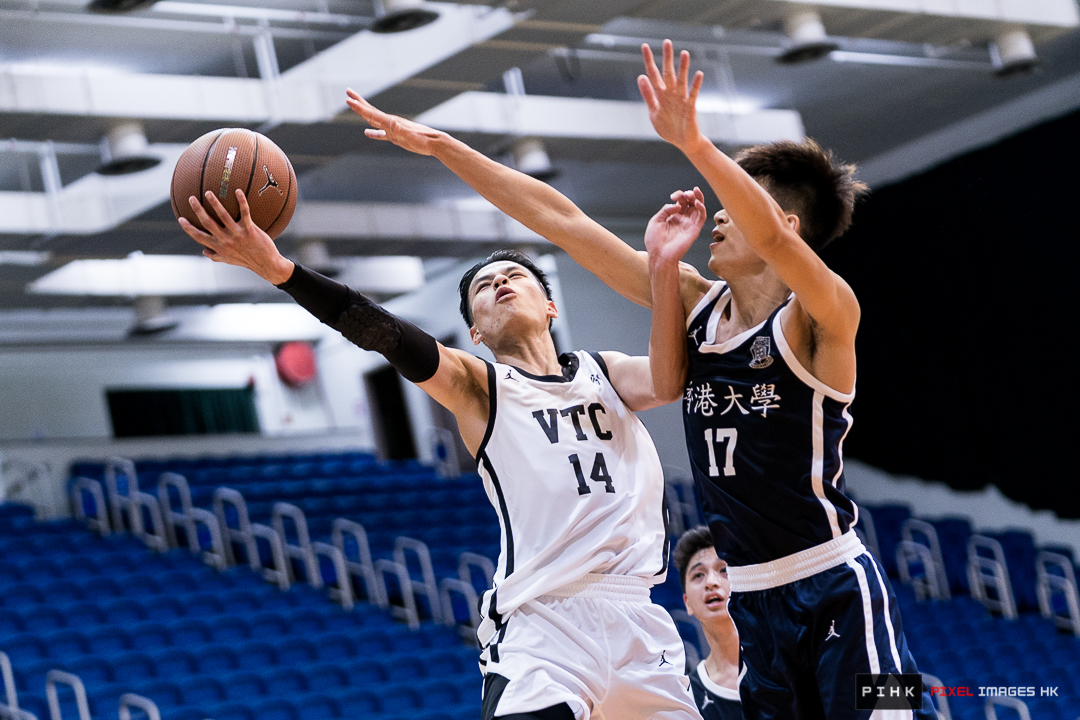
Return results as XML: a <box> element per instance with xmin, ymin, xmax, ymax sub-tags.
<box><xmin>826</xmin><ymin>620</ymin><xmax>841</xmax><ymax>641</ymax></box>
<box><xmin>658</xmin><ymin>651</ymin><xmax>672</xmax><ymax>667</ymax></box>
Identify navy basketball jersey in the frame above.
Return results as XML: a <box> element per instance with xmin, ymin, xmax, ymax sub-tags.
<box><xmin>689</xmin><ymin>661</ymin><xmax>744</xmax><ymax>720</ymax></box>
<box><xmin>683</xmin><ymin>282</ymin><xmax>858</xmax><ymax>566</ymax></box>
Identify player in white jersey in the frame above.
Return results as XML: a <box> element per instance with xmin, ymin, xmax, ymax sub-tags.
<box><xmin>178</xmin><ymin>158</ymin><xmax>707</xmax><ymax>718</ymax></box>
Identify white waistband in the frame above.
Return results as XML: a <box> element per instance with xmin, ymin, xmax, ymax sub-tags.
<box><xmin>538</xmin><ymin>573</ymin><xmax>652</xmax><ymax>604</ymax></box>
<box><xmin>728</xmin><ymin>530</ymin><xmax>866</xmax><ymax>592</ymax></box>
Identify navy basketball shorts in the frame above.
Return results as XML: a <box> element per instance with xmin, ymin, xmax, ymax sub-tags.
<box><xmin>727</xmin><ymin>531</ymin><xmax>936</xmax><ymax>720</ymax></box>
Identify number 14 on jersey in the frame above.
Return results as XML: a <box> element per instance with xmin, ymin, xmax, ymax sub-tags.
<box><xmin>704</xmin><ymin>428</ymin><xmax>738</xmax><ymax>477</ymax></box>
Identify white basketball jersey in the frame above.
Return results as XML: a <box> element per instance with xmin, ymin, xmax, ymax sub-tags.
<box><xmin>476</xmin><ymin>351</ymin><xmax>669</xmax><ymax>628</ymax></box>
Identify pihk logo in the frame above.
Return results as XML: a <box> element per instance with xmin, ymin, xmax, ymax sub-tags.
<box><xmin>856</xmin><ymin>674</ymin><xmax>923</xmax><ymax>710</ymax></box>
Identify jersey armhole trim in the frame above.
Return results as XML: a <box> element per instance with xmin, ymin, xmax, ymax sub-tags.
<box><xmin>696</xmin><ymin>661</ymin><xmax>742</xmax><ymax>701</ymax></box>
<box><xmin>474</xmin><ymin>360</ymin><xmax>499</xmax><ymax>462</ymax></box>
<box><xmin>686</xmin><ymin>280</ymin><xmax>725</xmax><ymax>330</ymax></box>
<box><xmin>589</xmin><ymin>351</ymin><xmax>611</xmax><ymax>381</ymax></box>
<box><xmin>771</xmin><ymin>312</ymin><xmax>855</xmax><ymax>403</ymax></box>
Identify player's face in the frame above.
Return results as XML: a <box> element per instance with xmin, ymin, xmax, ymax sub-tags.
<box><xmin>683</xmin><ymin>547</ymin><xmax>731</xmax><ymax>625</ymax></box>
<box><xmin>708</xmin><ymin>209</ymin><xmax>766</xmax><ymax>279</ymax></box>
<box><xmin>468</xmin><ymin>261</ymin><xmax>556</xmax><ymax>345</ymax></box>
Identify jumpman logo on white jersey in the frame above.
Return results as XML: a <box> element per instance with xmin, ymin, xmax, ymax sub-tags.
<box><xmin>826</xmin><ymin>620</ymin><xmax>841</xmax><ymax>641</ymax></box>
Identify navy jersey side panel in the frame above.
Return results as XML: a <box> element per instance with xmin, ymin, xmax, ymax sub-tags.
<box><xmin>683</xmin><ymin>286</ymin><xmax>857</xmax><ymax>566</ymax></box>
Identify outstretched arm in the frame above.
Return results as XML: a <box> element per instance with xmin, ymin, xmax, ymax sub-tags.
<box><xmin>178</xmin><ymin>190</ymin><xmax>492</xmax><ymax>451</ymax></box>
<box><xmin>345</xmin><ymin>90</ymin><xmax>710</xmax><ymax>312</ymax></box>
<box><xmin>638</xmin><ymin>41</ymin><xmax>859</xmax><ymax>341</ymax></box>
<box><xmin>598</xmin><ymin>190</ymin><xmax>707</xmax><ymax>411</ymax></box>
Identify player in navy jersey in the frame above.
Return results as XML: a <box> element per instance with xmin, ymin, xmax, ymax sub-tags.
<box><xmin>178</xmin><ymin>168</ymin><xmax>707</xmax><ymax>718</ymax></box>
<box><xmin>673</xmin><ymin>527</ymin><xmax>743</xmax><ymax>720</ymax></box>
<box><xmin>342</xmin><ymin>59</ymin><xmax>933</xmax><ymax>717</ymax></box>
<box><xmin>641</xmin><ymin>41</ymin><xmax>934</xmax><ymax>719</ymax></box>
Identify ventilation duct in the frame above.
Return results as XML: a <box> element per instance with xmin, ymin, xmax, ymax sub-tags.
<box><xmin>97</xmin><ymin>123</ymin><xmax>161</xmax><ymax>176</ymax></box>
<box><xmin>370</xmin><ymin>0</ymin><xmax>439</xmax><ymax>34</ymax></box>
<box><xmin>778</xmin><ymin>10</ymin><xmax>839</xmax><ymax>64</ymax></box>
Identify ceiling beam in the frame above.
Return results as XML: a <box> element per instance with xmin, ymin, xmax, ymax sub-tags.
<box><xmin>414</xmin><ymin>91</ymin><xmax>804</xmax><ymax>146</ymax></box>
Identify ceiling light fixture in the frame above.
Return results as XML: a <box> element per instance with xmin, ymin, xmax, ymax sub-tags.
<box><xmin>777</xmin><ymin>10</ymin><xmax>839</xmax><ymax>64</ymax></box>
<box><xmin>990</xmin><ymin>29</ymin><xmax>1040</xmax><ymax>77</ymax></box>
<box><xmin>510</xmin><ymin>137</ymin><xmax>557</xmax><ymax>181</ymax></box>
<box><xmin>129</xmin><ymin>295</ymin><xmax>179</xmax><ymax>336</ymax></box>
<box><xmin>97</xmin><ymin>122</ymin><xmax>161</xmax><ymax>176</ymax></box>
<box><xmin>369</xmin><ymin>0</ymin><xmax>438</xmax><ymax>34</ymax></box>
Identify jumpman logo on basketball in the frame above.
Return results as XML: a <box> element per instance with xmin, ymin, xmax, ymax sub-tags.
<box><xmin>826</xmin><ymin>620</ymin><xmax>841</xmax><ymax>641</ymax></box>
<box><xmin>658</xmin><ymin>651</ymin><xmax>672</xmax><ymax>667</ymax></box>
<box><xmin>258</xmin><ymin>165</ymin><xmax>282</xmax><ymax>195</ymax></box>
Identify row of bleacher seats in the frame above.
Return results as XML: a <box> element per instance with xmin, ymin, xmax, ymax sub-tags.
<box><xmin>2</xmin><ymin>498</ymin><xmax>482</xmax><ymax>720</ymax></box>
<box><xmin>7</xmin><ymin>449</ymin><xmax>1080</xmax><ymax>720</ymax></box>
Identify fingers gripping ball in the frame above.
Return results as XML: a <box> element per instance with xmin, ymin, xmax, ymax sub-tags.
<box><xmin>171</xmin><ymin>128</ymin><xmax>297</xmax><ymax>239</ymax></box>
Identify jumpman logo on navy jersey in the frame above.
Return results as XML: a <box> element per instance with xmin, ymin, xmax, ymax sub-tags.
<box><xmin>826</xmin><ymin>620</ymin><xmax>841</xmax><ymax>641</ymax></box>
<box><xmin>658</xmin><ymin>651</ymin><xmax>672</xmax><ymax>668</ymax></box>
<box><xmin>701</xmin><ymin>694</ymin><xmax>714</xmax><ymax>710</ymax></box>
<box><xmin>688</xmin><ymin>326</ymin><xmax>703</xmax><ymax>346</ymax></box>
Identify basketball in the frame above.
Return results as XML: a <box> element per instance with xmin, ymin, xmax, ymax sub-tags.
<box><xmin>170</xmin><ymin>128</ymin><xmax>297</xmax><ymax>239</ymax></box>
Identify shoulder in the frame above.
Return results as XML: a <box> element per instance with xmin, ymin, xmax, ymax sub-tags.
<box><xmin>679</xmin><ymin>263</ymin><xmax>714</xmax><ymax>316</ymax></box>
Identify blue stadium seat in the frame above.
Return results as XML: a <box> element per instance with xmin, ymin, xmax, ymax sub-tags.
<box><xmin>251</xmin><ymin>697</ymin><xmax>301</xmax><ymax>720</ymax></box>
<box><xmin>208</xmin><ymin>616</ymin><xmax>252</xmax><ymax>643</ymax></box>
<box><xmin>149</xmin><ymin>648</ymin><xmax>197</xmax><ymax>677</ymax></box>
<box><xmin>381</xmin><ymin>682</ymin><xmax>424</xmax><ymax>714</ymax></box>
<box><xmin>177</xmin><ymin>676</ymin><xmax>227</xmax><ymax>706</ymax></box>
<box><xmin>862</xmin><ymin>504</ymin><xmax>911</xmax><ymax>577</ymax></box>
<box><xmin>334</xmin><ymin>688</ymin><xmax>381</xmax><ymax>717</ymax></box>
<box><xmin>300</xmin><ymin>663</ymin><xmax>350</xmax><ymax>692</ymax></box>
<box><xmin>219</xmin><ymin>671</ymin><xmax>269</xmax><ymax>701</ymax></box>
<box><xmin>109</xmin><ymin>651</ymin><xmax>157</xmax><ymax>681</ymax></box>
<box><xmin>194</xmin><ymin>644</ymin><xmax>241</xmax><ymax>675</ymax></box>
<box><xmin>201</xmin><ymin>701</ymin><xmax>255</xmax><ymax>720</ymax></box>
<box><xmin>18</xmin><ymin>606</ymin><xmax>66</xmax><ymax>633</ymax></box>
<box><xmin>234</xmin><ymin>641</ymin><xmax>279</xmax><ymax>671</ymax></box>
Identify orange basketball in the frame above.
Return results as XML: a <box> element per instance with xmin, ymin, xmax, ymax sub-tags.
<box><xmin>171</xmin><ymin>128</ymin><xmax>297</xmax><ymax>240</ymax></box>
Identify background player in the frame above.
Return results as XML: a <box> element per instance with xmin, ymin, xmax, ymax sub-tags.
<box><xmin>177</xmin><ymin>187</ymin><xmax>706</xmax><ymax>720</ymax></box>
<box><xmin>672</xmin><ymin>527</ymin><xmax>743</xmax><ymax>720</ymax></box>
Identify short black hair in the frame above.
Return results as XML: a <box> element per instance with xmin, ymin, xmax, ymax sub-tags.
<box><xmin>673</xmin><ymin>526</ymin><xmax>716</xmax><ymax>591</ymax></box>
<box><xmin>457</xmin><ymin>249</ymin><xmax>553</xmax><ymax>327</ymax></box>
<box><xmin>735</xmin><ymin>138</ymin><xmax>868</xmax><ymax>252</ymax></box>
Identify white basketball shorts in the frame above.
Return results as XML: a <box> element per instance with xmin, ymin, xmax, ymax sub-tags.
<box><xmin>478</xmin><ymin>574</ymin><xmax>703</xmax><ymax>720</ymax></box>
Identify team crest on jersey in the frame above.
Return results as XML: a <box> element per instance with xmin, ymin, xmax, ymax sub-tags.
<box><xmin>749</xmin><ymin>336</ymin><xmax>774</xmax><ymax>369</ymax></box>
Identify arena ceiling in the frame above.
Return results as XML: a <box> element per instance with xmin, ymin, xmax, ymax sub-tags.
<box><xmin>2</xmin><ymin>0</ymin><xmax>1080</xmax><ymax>312</ymax></box>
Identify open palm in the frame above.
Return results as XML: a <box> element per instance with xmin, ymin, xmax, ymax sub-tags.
<box><xmin>638</xmin><ymin>40</ymin><xmax>704</xmax><ymax>151</ymax></box>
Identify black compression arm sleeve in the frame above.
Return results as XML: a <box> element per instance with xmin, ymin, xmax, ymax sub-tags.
<box><xmin>276</xmin><ymin>263</ymin><xmax>440</xmax><ymax>383</ymax></box>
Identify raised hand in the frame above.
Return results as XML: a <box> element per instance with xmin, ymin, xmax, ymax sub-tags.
<box><xmin>346</xmin><ymin>89</ymin><xmax>446</xmax><ymax>156</ymax></box>
<box><xmin>178</xmin><ymin>189</ymin><xmax>293</xmax><ymax>285</ymax></box>
<box><xmin>645</xmin><ymin>187</ymin><xmax>707</xmax><ymax>265</ymax></box>
<box><xmin>638</xmin><ymin>40</ymin><xmax>704</xmax><ymax>152</ymax></box>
